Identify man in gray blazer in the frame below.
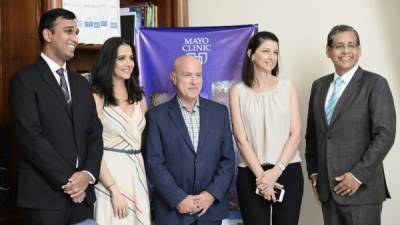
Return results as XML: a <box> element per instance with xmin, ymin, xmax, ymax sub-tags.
<box><xmin>305</xmin><ymin>24</ymin><xmax>396</xmax><ymax>225</ymax></box>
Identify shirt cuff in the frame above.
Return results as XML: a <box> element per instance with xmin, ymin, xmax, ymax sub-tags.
<box><xmin>310</xmin><ymin>173</ymin><xmax>318</xmax><ymax>178</ymax></box>
<box><xmin>82</xmin><ymin>170</ymin><xmax>96</xmax><ymax>184</ymax></box>
<box><xmin>351</xmin><ymin>173</ymin><xmax>362</xmax><ymax>184</ymax></box>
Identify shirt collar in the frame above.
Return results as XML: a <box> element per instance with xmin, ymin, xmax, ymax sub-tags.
<box><xmin>334</xmin><ymin>64</ymin><xmax>358</xmax><ymax>85</ymax></box>
<box><xmin>41</xmin><ymin>52</ymin><xmax>67</xmax><ymax>73</ymax></box>
<box><xmin>177</xmin><ymin>96</ymin><xmax>200</xmax><ymax>112</ymax></box>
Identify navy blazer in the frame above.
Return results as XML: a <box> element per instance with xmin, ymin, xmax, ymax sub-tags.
<box><xmin>9</xmin><ymin>57</ymin><xmax>103</xmax><ymax>209</ymax></box>
<box><xmin>145</xmin><ymin>96</ymin><xmax>235</xmax><ymax>225</ymax></box>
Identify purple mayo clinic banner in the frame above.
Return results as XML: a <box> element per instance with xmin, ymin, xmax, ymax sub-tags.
<box><xmin>136</xmin><ymin>25</ymin><xmax>257</xmax><ymax>224</ymax></box>
<box><xmin>136</xmin><ymin>25</ymin><xmax>257</xmax><ymax>106</ymax></box>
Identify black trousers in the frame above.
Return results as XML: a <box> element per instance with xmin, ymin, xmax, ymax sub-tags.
<box><xmin>22</xmin><ymin>201</ymin><xmax>93</xmax><ymax>225</ymax></box>
<box><xmin>237</xmin><ymin>162</ymin><xmax>303</xmax><ymax>225</ymax></box>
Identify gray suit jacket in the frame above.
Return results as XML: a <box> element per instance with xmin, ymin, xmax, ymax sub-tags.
<box><xmin>305</xmin><ymin>67</ymin><xmax>396</xmax><ymax>204</ymax></box>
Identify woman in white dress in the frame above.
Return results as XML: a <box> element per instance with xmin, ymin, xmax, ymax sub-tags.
<box><xmin>91</xmin><ymin>37</ymin><xmax>151</xmax><ymax>225</ymax></box>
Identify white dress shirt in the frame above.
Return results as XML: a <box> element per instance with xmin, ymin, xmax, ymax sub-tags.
<box><xmin>324</xmin><ymin>64</ymin><xmax>358</xmax><ymax>108</ymax></box>
<box><xmin>41</xmin><ymin>53</ymin><xmax>72</xmax><ymax>101</ymax></box>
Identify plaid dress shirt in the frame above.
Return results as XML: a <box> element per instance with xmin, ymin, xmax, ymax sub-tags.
<box><xmin>177</xmin><ymin>97</ymin><xmax>200</xmax><ymax>152</ymax></box>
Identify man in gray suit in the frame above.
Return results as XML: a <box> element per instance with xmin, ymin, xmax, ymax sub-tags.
<box><xmin>305</xmin><ymin>24</ymin><xmax>396</xmax><ymax>225</ymax></box>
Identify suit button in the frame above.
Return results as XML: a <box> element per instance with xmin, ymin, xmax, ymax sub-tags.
<box><xmin>327</xmin><ymin>135</ymin><xmax>331</xmax><ymax>139</ymax></box>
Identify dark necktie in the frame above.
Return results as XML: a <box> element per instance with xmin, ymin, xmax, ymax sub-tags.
<box><xmin>56</xmin><ymin>68</ymin><xmax>71</xmax><ymax>104</ymax></box>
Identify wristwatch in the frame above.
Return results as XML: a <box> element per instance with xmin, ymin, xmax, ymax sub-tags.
<box><xmin>276</xmin><ymin>162</ymin><xmax>286</xmax><ymax>172</ymax></box>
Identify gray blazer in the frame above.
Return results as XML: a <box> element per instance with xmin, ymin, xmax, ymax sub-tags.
<box><xmin>305</xmin><ymin>67</ymin><xmax>396</xmax><ymax>205</ymax></box>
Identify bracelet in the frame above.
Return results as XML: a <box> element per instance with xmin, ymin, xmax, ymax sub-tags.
<box><xmin>276</xmin><ymin>162</ymin><xmax>286</xmax><ymax>172</ymax></box>
<box><xmin>106</xmin><ymin>182</ymin><xmax>116</xmax><ymax>190</ymax></box>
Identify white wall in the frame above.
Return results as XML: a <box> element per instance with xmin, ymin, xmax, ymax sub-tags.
<box><xmin>188</xmin><ymin>0</ymin><xmax>400</xmax><ymax>224</ymax></box>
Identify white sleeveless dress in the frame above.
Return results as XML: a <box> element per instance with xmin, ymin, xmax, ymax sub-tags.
<box><xmin>94</xmin><ymin>103</ymin><xmax>151</xmax><ymax>225</ymax></box>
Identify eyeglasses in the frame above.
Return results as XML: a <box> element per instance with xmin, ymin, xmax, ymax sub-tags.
<box><xmin>177</xmin><ymin>72</ymin><xmax>202</xmax><ymax>80</ymax></box>
<box><xmin>331</xmin><ymin>43</ymin><xmax>359</xmax><ymax>50</ymax></box>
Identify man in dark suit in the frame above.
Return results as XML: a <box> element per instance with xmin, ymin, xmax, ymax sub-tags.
<box><xmin>305</xmin><ymin>25</ymin><xmax>396</xmax><ymax>225</ymax></box>
<box><xmin>145</xmin><ymin>55</ymin><xmax>235</xmax><ymax>225</ymax></box>
<box><xmin>9</xmin><ymin>8</ymin><xmax>103</xmax><ymax>225</ymax></box>
<box><xmin>0</xmin><ymin>120</ymin><xmax>11</xmax><ymax>207</ymax></box>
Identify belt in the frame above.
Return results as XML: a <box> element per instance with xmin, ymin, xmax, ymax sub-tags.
<box><xmin>104</xmin><ymin>147</ymin><xmax>141</xmax><ymax>155</ymax></box>
<box><xmin>261</xmin><ymin>163</ymin><xmax>274</xmax><ymax>167</ymax></box>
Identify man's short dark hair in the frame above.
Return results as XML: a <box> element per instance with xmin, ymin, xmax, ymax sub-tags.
<box><xmin>38</xmin><ymin>8</ymin><xmax>76</xmax><ymax>46</ymax></box>
<box><xmin>327</xmin><ymin>25</ymin><xmax>360</xmax><ymax>48</ymax></box>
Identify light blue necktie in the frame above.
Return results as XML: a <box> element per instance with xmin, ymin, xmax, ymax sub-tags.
<box><xmin>325</xmin><ymin>77</ymin><xmax>344</xmax><ymax>124</ymax></box>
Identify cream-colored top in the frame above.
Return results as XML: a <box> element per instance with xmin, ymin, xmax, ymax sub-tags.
<box><xmin>236</xmin><ymin>79</ymin><xmax>301</xmax><ymax>167</ymax></box>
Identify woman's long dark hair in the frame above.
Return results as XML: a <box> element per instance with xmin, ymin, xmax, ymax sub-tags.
<box><xmin>242</xmin><ymin>31</ymin><xmax>280</xmax><ymax>87</ymax></box>
<box><xmin>91</xmin><ymin>37</ymin><xmax>143</xmax><ymax>106</ymax></box>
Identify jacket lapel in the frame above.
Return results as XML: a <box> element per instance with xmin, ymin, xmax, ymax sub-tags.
<box><xmin>329</xmin><ymin>67</ymin><xmax>363</xmax><ymax>126</ymax></box>
<box><xmin>38</xmin><ymin>57</ymin><xmax>72</xmax><ymax>118</ymax></box>
<box><xmin>68</xmin><ymin>68</ymin><xmax>79</xmax><ymax>121</ymax></box>
<box><xmin>167</xmin><ymin>97</ymin><xmax>195</xmax><ymax>153</ymax></box>
<box><xmin>318</xmin><ymin>75</ymin><xmax>333</xmax><ymax>131</ymax></box>
<box><xmin>196</xmin><ymin>97</ymin><xmax>210</xmax><ymax>154</ymax></box>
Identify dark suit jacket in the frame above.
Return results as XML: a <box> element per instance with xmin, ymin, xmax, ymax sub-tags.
<box><xmin>145</xmin><ymin>97</ymin><xmax>235</xmax><ymax>225</ymax></box>
<box><xmin>305</xmin><ymin>67</ymin><xmax>396</xmax><ymax>205</ymax></box>
<box><xmin>0</xmin><ymin>121</ymin><xmax>11</xmax><ymax>206</ymax></box>
<box><xmin>9</xmin><ymin>57</ymin><xmax>103</xmax><ymax>209</ymax></box>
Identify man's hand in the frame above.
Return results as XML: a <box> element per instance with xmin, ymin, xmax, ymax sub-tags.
<box><xmin>62</xmin><ymin>171</ymin><xmax>92</xmax><ymax>198</ymax></box>
<box><xmin>71</xmin><ymin>190</ymin><xmax>86</xmax><ymax>204</ymax></box>
<box><xmin>176</xmin><ymin>195</ymin><xmax>200</xmax><ymax>215</ymax></box>
<box><xmin>334</xmin><ymin>172</ymin><xmax>361</xmax><ymax>196</ymax></box>
<box><xmin>311</xmin><ymin>175</ymin><xmax>319</xmax><ymax>200</ymax></box>
<box><xmin>193</xmin><ymin>191</ymin><xmax>215</xmax><ymax>216</ymax></box>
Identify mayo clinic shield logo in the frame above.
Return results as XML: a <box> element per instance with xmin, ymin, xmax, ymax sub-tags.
<box><xmin>186</xmin><ymin>52</ymin><xmax>208</xmax><ymax>64</ymax></box>
<box><xmin>182</xmin><ymin>37</ymin><xmax>211</xmax><ymax>64</ymax></box>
